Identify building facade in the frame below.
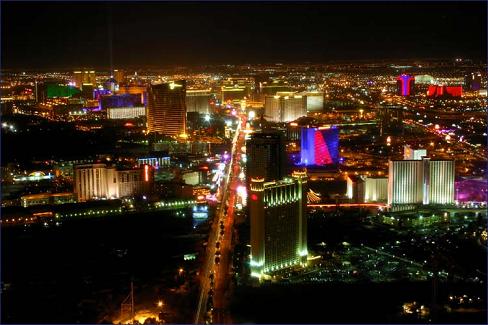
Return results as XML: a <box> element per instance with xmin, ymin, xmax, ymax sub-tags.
<box><xmin>73</xmin><ymin>70</ymin><xmax>96</xmax><ymax>90</ymax></box>
<box><xmin>250</xmin><ymin>171</ymin><xmax>308</xmax><ymax>279</ymax></box>
<box><xmin>186</xmin><ymin>89</ymin><xmax>211</xmax><ymax>114</ymax></box>
<box><xmin>246</xmin><ymin>131</ymin><xmax>288</xmax><ymax>184</ymax></box>
<box><xmin>388</xmin><ymin>158</ymin><xmax>455</xmax><ymax>206</ymax></box>
<box><xmin>147</xmin><ymin>80</ymin><xmax>187</xmax><ymax>137</ymax></box>
<box><xmin>264</xmin><ymin>92</ymin><xmax>307</xmax><ymax>122</ymax></box>
<box><xmin>137</xmin><ymin>156</ymin><xmax>170</xmax><ymax>169</ymax></box>
<box><xmin>426</xmin><ymin>159</ymin><xmax>455</xmax><ymax>205</ymax></box>
<box><xmin>74</xmin><ymin>164</ymin><xmax>152</xmax><ymax>202</ymax></box>
<box><xmin>107</xmin><ymin>106</ymin><xmax>145</xmax><ymax>119</ymax></box>
<box><xmin>300</xmin><ymin>91</ymin><xmax>324</xmax><ymax>112</ymax></box>
<box><xmin>300</xmin><ymin>126</ymin><xmax>339</xmax><ymax>166</ymax></box>
<box><xmin>396</xmin><ymin>74</ymin><xmax>415</xmax><ymax>96</ymax></box>
<box><xmin>364</xmin><ymin>177</ymin><xmax>388</xmax><ymax>203</ymax></box>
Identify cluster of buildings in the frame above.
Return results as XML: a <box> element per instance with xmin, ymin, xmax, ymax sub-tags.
<box><xmin>397</xmin><ymin>72</ymin><xmax>482</xmax><ymax>98</ymax></box>
<box><xmin>245</xmin><ymin>122</ymin><xmax>457</xmax><ymax>279</ymax></box>
<box><xmin>346</xmin><ymin>145</ymin><xmax>455</xmax><ymax>208</ymax></box>
<box><xmin>246</xmin><ymin>129</ymin><xmax>309</xmax><ymax>280</ymax></box>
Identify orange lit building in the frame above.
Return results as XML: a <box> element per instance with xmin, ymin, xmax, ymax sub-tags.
<box><xmin>117</xmin><ymin>85</ymin><xmax>147</xmax><ymax>105</ymax></box>
<box><xmin>147</xmin><ymin>80</ymin><xmax>187</xmax><ymax>137</ymax></box>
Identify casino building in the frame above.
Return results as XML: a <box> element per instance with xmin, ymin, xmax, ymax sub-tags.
<box><xmin>388</xmin><ymin>158</ymin><xmax>455</xmax><ymax>207</ymax></box>
<box><xmin>249</xmin><ymin>171</ymin><xmax>308</xmax><ymax>279</ymax></box>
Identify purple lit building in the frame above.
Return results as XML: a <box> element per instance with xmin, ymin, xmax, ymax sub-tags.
<box><xmin>455</xmin><ymin>177</ymin><xmax>488</xmax><ymax>202</ymax></box>
<box><xmin>100</xmin><ymin>94</ymin><xmax>141</xmax><ymax>110</ymax></box>
<box><xmin>300</xmin><ymin>126</ymin><xmax>339</xmax><ymax>166</ymax></box>
<box><xmin>397</xmin><ymin>74</ymin><xmax>415</xmax><ymax>96</ymax></box>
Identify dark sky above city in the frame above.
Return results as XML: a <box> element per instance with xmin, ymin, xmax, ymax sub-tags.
<box><xmin>2</xmin><ymin>1</ymin><xmax>486</xmax><ymax>70</ymax></box>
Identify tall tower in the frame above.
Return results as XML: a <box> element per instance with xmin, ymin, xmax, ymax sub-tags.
<box><xmin>246</xmin><ymin>131</ymin><xmax>287</xmax><ymax>185</ymax></box>
<box><xmin>147</xmin><ymin>80</ymin><xmax>187</xmax><ymax>137</ymax></box>
<box><xmin>388</xmin><ymin>158</ymin><xmax>455</xmax><ymax>206</ymax></box>
<box><xmin>264</xmin><ymin>92</ymin><xmax>307</xmax><ymax>122</ymax></box>
<box><xmin>114</xmin><ymin>69</ymin><xmax>126</xmax><ymax>85</ymax></box>
<box><xmin>249</xmin><ymin>171</ymin><xmax>308</xmax><ymax>279</ymax></box>
<box><xmin>396</xmin><ymin>74</ymin><xmax>415</xmax><ymax>96</ymax></box>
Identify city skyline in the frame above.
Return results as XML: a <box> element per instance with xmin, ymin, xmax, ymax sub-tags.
<box><xmin>1</xmin><ymin>1</ymin><xmax>487</xmax><ymax>324</ymax></box>
<box><xmin>2</xmin><ymin>1</ymin><xmax>487</xmax><ymax>70</ymax></box>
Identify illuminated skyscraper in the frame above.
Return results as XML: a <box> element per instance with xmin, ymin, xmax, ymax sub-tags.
<box><xmin>221</xmin><ymin>77</ymin><xmax>254</xmax><ymax>102</ymax></box>
<box><xmin>396</xmin><ymin>74</ymin><xmax>415</xmax><ymax>96</ymax></box>
<box><xmin>249</xmin><ymin>171</ymin><xmax>308</xmax><ymax>279</ymax></box>
<box><xmin>425</xmin><ymin>159</ymin><xmax>455</xmax><ymax>205</ymax></box>
<box><xmin>147</xmin><ymin>80</ymin><xmax>187</xmax><ymax>137</ymax></box>
<box><xmin>299</xmin><ymin>91</ymin><xmax>324</xmax><ymax>112</ymax></box>
<box><xmin>300</xmin><ymin>126</ymin><xmax>339</xmax><ymax>166</ymax></box>
<box><xmin>73</xmin><ymin>70</ymin><xmax>96</xmax><ymax>90</ymax></box>
<box><xmin>186</xmin><ymin>89</ymin><xmax>211</xmax><ymax>114</ymax></box>
<box><xmin>264</xmin><ymin>92</ymin><xmax>307</xmax><ymax>122</ymax></box>
<box><xmin>246</xmin><ymin>131</ymin><xmax>287</xmax><ymax>184</ymax></box>
<box><xmin>388</xmin><ymin>158</ymin><xmax>455</xmax><ymax>206</ymax></box>
<box><xmin>113</xmin><ymin>69</ymin><xmax>126</xmax><ymax>84</ymax></box>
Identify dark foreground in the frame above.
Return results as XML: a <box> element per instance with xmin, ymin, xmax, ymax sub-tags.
<box><xmin>1</xmin><ymin>211</ymin><xmax>200</xmax><ymax>323</ymax></box>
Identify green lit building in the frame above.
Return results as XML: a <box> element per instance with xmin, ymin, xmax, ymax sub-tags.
<box><xmin>250</xmin><ymin>171</ymin><xmax>308</xmax><ymax>279</ymax></box>
<box><xmin>46</xmin><ymin>84</ymin><xmax>81</xmax><ymax>98</ymax></box>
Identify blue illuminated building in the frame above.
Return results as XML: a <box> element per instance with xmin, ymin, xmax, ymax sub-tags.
<box><xmin>300</xmin><ymin>126</ymin><xmax>339</xmax><ymax>166</ymax></box>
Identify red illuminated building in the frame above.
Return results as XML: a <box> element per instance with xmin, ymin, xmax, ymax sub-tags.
<box><xmin>427</xmin><ymin>85</ymin><xmax>462</xmax><ymax>98</ymax></box>
<box><xmin>397</xmin><ymin>74</ymin><xmax>415</xmax><ymax>96</ymax></box>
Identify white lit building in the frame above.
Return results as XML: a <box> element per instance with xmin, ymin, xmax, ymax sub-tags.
<box><xmin>388</xmin><ymin>158</ymin><xmax>455</xmax><ymax>206</ymax></box>
<box><xmin>426</xmin><ymin>159</ymin><xmax>455</xmax><ymax>205</ymax></box>
<box><xmin>137</xmin><ymin>156</ymin><xmax>170</xmax><ymax>169</ymax></box>
<box><xmin>186</xmin><ymin>89</ymin><xmax>211</xmax><ymax>114</ymax></box>
<box><xmin>299</xmin><ymin>91</ymin><xmax>324</xmax><ymax>112</ymax></box>
<box><xmin>403</xmin><ymin>145</ymin><xmax>427</xmax><ymax>160</ymax></box>
<box><xmin>264</xmin><ymin>92</ymin><xmax>307</xmax><ymax>122</ymax></box>
<box><xmin>107</xmin><ymin>106</ymin><xmax>145</xmax><ymax>119</ymax></box>
<box><xmin>74</xmin><ymin>164</ymin><xmax>152</xmax><ymax>202</ymax></box>
<box><xmin>364</xmin><ymin>177</ymin><xmax>388</xmax><ymax>203</ymax></box>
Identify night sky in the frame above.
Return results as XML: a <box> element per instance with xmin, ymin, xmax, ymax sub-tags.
<box><xmin>2</xmin><ymin>1</ymin><xmax>486</xmax><ymax>70</ymax></box>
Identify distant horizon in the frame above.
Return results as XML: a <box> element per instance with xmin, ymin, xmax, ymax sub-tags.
<box><xmin>1</xmin><ymin>57</ymin><xmax>486</xmax><ymax>73</ymax></box>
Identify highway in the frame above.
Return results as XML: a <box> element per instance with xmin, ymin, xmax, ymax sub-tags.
<box><xmin>194</xmin><ymin>115</ymin><xmax>245</xmax><ymax>324</ymax></box>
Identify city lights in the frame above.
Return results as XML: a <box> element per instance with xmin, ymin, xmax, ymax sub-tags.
<box><xmin>1</xmin><ymin>2</ymin><xmax>486</xmax><ymax>324</ymax></box>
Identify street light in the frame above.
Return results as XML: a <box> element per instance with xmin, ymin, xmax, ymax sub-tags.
<box><xmin>158</xmin><ymin>300</ymin><xmax>164</xmax><ymax>308</ymax></box>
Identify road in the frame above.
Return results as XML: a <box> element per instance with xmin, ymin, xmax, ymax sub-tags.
<box><xmin>194</xmin><ymin>115</ymin><xmax>245</xmax><ymax>324</ymax></box>
<box><xmin>403</xmin><ymin>119</ymin><xmax>487</xmax><ymax>161</ymax></box>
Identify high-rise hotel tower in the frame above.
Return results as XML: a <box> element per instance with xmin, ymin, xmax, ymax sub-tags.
<box><xmin>388</xmin><ymin>158</ymin><xmax>455</xmax><ymax>206</ymax></box>
<box><xmin>249</xmin><ymin>171</ymin><xmax>308</xmax><ymax>279</ymax></box>
<box><xmin>147</xmin><ymin>80</ymin><xmax>187</xmax><ymax>137</ymax></box>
